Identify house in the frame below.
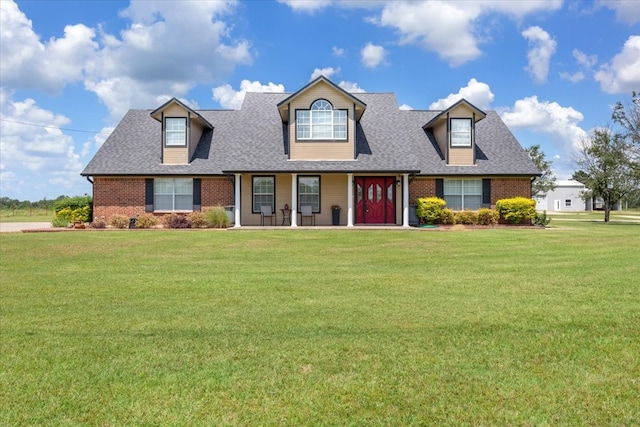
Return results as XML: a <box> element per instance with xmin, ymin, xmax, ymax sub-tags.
<box><xmin>535</xmin><ymin>180</ymin><xmax>587</xmax><ymax>212</ymax></box>
<box><xmin>81</xmin><ymin>76</ymin><xmax>540</xmax><ymax>227</ymax></box>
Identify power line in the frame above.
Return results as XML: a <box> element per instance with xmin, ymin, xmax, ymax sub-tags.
<box><xmin>0</xmin><ymin>118</ymin><xmax>100</xmax><ymax>134</ymax></box>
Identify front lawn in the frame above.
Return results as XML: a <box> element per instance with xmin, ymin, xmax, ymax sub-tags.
<box><xmin>1</xmin><ymin>223</ymin><xmax>638</xmax><ymax>425</ymax></box>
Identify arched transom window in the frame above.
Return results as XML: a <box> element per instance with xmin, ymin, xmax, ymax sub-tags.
<box><xmin>296</xmin><ymin>99</ymin><xmax>347</xmax><ymax>140</ymax></box>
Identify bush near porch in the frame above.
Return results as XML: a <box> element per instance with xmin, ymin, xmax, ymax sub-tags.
<box><xmin>416</xmin><ymin>196</ymin><xmax>536</xmax><ymax>226</ymax></box>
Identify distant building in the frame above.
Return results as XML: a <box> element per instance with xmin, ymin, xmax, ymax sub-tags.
<box><xmin>536</xmin><ymin>180</ymin><xmax>587</xmax><ymax>212</ymax></box>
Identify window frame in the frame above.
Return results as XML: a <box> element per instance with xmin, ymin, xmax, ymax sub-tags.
<box><xmin>297</xmin><ymin>175</ymin><xmax>321</xmax><ymax>213</ymax></box>
<box><xmin>450</xmin><ymin>118</ymin><xmax>472</xmax><ymax>147</ymax></box>
<box><xmin>443</xmin><ymin>178</ymin><xmax>482</xmax><ymax>210</ymax></box>
<box><xmin>295</xmin><ymin>99</ymin><xmax>348</xmax><ymax>141</ymax></box>
<box><xmin>565</xmin><ymin>199</ymin><xmax>572</xmax><ymax>207</ymax></box>
<box><xmin>252</xmin><ymin>175</ymin><xmax>275</xmax><ymax>214</ymax></box>
<box><xmin>165</xmin><ymin>117</ymin><xmax>187</xmax><ymax>147</ymax></box>
<box><xmin>154</xmin><ymin>178</ymin><xmax>193</xmax><ymax>212</ymax></box>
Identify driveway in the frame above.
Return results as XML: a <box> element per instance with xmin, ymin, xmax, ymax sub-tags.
<box><xmin>0</xmin><ymin>222</ymin><xmax>52</xmax><ymax>233</ymax></box>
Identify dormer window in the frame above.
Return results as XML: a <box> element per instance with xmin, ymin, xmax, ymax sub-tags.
<box><xmin>450</xmin><ymin>118</ymin><xmax>472</xmax><ymax>147</ymax></box>
<box><xmin>165</xmin><ymin>117</ymin><xmax>187</xmax><ymax>146</ymax></box>
<box><xmin>296</xmin><ymin>99</ymin><xmax>347</xmax><ymax>140</ymax></box>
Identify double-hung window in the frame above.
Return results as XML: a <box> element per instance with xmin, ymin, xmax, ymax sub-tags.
<box><xmin>298</xmin><ymin>176</ymin><xmax>320</xmax><ymax>213</ymax></box>
<box><xmin>296</xmin><ymin>99</ymin><xmax>347</xmax><ymax>140</ymax></box>
<box><xmin>154</xmin><ymin>178</ymin><xmax>193</xmax><ymax>211</ymax></box>
<box><xmin>253</xmin><ymin>176</ymin><xmax>275</xmax><ymax>213</ymax></box>
<box><xmin>443</xmin><ymin>179</ymin><xmax>482</xmax><ymax>210</ymax></box>
<box><xmin>450</xmin><ymin>118</ymin><xmax>472</xmax><ymax>147</ymax></box>
<box><xmin>165</xmin><ymin>117</ymin><xmax>187</xmax><ymax>146</ymax></box>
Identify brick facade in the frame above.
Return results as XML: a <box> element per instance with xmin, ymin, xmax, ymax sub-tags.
<box><xmin>92</xmin><ymin>176</ymin><xmax>234</xmax><ymax>222</ymax></box>
<box><xmin>409</xmin><ymin>176</ymin><xmax>531</xmax><ymax>207</ymax></box>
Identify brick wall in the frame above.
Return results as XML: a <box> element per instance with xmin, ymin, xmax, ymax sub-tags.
<box><xmin>409</xmin><ymin>177</ymin><xmax>436</xmax><ymax>203</ymax></box>
<box><xmin>92</xmin><ymin>177</ymin><xmax>145</xmax><ymax>221</ymax></box>
<box><xmin>202</xmin><ymin>177</ymin><xmax>234</xmax><ymax>207</ymax></box>
<box><xmin>408</xmin><ymin>176</ymin><xmax>532</xmax><ymax>207</ymax></box>
<box><xmin>491</xmin><ymin>177</ymin><xmax>532</xmax><ymax>205</ymax></box>
<box><xmin>92</xmin><ymin>176</ymin><xmax>235</xmax><ymax>222</ymax></box>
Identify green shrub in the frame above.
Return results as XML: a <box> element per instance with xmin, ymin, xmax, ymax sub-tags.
<box><xmin>136</xmin><ymin>214</ymin><xmax>158</xmax><ymax>229</ymax></box>
<box><xmin>496</xmin><ymin>197</ymin><xmax>537</xmax><ymax>224</ymax></box>
<box><xmin>533</xmin><ymin>210</ymin><xmax>552</xmax><ymax>227</ymax></box>
<box><xmin>205</xmin><ymin>206</ymin><xmax>230</xmax><ymax>228</ymax></box>
<box><xmin>454</xmin><ymin>210</ymin><xmax>478</xmax><ymax>225</ymax></box>
<box><xmin>188</xmin><ymin>211</ymin><xmax>209</xmax><ymax>228</ymax></box>
<box><xmin>164</xmin><ymin>213</ymin><xmax>191</xmax><ymax>229</ymax></box>
<box><xmin>109</xmin><ymin>214</ymin><xmax>130</xmax><ymax>229</ymax></box>
<box><xmin>477</xmin><ymin>208</ymin><xmax>500</xmax><ymax>226</ymax></box>
<box><xmin>90</xmin><ymin>219</ymin><xmax>106</xmax><ymax>229</ymax></box>
<box><xmin>439</xmin><ymin>208</ymin><xmax>455</xmax><ymax>225</ymax></box>
<box><xmin>51</xmin><ymin>216</ymin><xmax>69</xmax><ymax>228</ymax></box>
<box><xmin>54</xmin><ymin>196</ymin><xmax>92</xmax><ymax>222</ymax></box>
<box><xmin>416</xmin><ymin>197</ymin><xmax>446</xmax><ymax>224</ymax></box>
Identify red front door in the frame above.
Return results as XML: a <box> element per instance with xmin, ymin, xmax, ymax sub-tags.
<box><xmin>355</xmin><ymin>177</ymin><xmax>396</xmax><ymax>224</ymax></box>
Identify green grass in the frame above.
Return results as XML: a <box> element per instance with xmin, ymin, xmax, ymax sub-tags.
<box><xmin>1</xmin><ymin>223</ymin><xmax>639</xmax><ymax>426</ymax></box>
<box><xmin>0</xmin><ymin>208</ymin><xmax>54</xmax><ymax>222</ymax></box>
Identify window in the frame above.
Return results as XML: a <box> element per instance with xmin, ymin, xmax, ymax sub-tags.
<box><xmin>298</xmin><ymin>176</ymin><xmax>320</xmax><ymax>213</ymax></box>
<box><xmin>565</xmin><ymin>199</ymin><xmax>572</xmax><ymax>207</ymax></box>
<box><xmin>450</xmin><ymin>118</ymin><xmax>472</xmax><ymax>147</ymax></box>
<box><xmin>253</xmin><ymin>176</ymin><xmax>275</xmax><ymax>213</ymax></box>
<box><xmin>154</xmin><ymin>178</ymin><xmax>193</xmax><ymax>211</ymax></box>
<box><xmin>165</xmin><ymin>117</ymin><xmax>186</xmax><ymax>146</ymax></box>
<box><xmin>296</xmin><ymin>99</ymin><xmax>347</xmax><ymax>140</ymax></box>
<box><xmin>443</xmin><ymin>179</ymin><xmax>482</xmax><ymax>210</ymax></box>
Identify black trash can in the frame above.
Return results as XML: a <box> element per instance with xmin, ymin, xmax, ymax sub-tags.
<box><xmin>129</xmin><ymin>217</ymin><xmax>137</xmax><ymax>229</ymax></box>
<box><xmin>331</xmin><ymin>207</ymin><xmax>340</xmax><ymax>225</ymax></box>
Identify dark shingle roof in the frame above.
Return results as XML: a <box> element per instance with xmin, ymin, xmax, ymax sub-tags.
<box><xmin>81</xmin><ymin>91</ymin><xmax>540</xmax><ymax>177</ymax></box>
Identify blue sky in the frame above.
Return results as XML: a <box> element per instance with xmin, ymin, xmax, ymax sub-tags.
<box><xmin>1</xmin><ymin>0</ymin><xmax>639</xmax><ymax>201</ymax></box>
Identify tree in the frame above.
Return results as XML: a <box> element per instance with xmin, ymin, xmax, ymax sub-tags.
<box><xmin>571</xmin><ymin>170</ymin><xmax>589</xmax><ymax>185</ymax></box>
<box><xmin>612</xmin><ymin>91</ymin><xmax>640</xmax><ymax>146</ymax></box>
<box><xmin>575</xmin><ymin>127</ymin><xmax>638</xmax><ymax>222</ymax></box>
<box><xmin>525</xmin><ymin>144</ymin><xmax>556</xmax><ymax>198</ymax></box>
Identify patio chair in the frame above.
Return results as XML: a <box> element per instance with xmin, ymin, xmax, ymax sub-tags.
<box><xmin>299</xmin><ymin>205</ymin><xmax>316</xmax><ymax>226</ymax></box>
<box><xmin>260</xmin><ymin>205</ymin><xmax>275</xmax><ymax>226</ymax></box>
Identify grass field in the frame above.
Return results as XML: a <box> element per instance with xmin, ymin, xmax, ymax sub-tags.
<box><xmin>0</xmin><ymin>208</ymin><xmax>54</xmax><ymax>222</ymax></box>
<box><xmin>1</xmin><ymin>221</ymin><xmax>639</xmax><ymax>425</ymax></box>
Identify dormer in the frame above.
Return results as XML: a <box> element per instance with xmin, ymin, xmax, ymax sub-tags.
<box><xmin>277</xmin><ymin>76</ymin><xmax>366</xmax><ymax>161</ymax></box>
<box><xmin>151</xmin><ymin>98</ymin><xmax>213</xmax><ymax>165</ymax></box>
<box><xmin>423</xmin><ymin>99</ymin><xmax>486</xmax><ymax>166</ymax></box>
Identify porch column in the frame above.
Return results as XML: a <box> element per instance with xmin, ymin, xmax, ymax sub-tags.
<box><xmin>233</xmin><ymin>173</ymin><xmax>241</xmax><ymax>227</ymax></box>
<box><xmin>290</xmin><ymin>173</ymin><xmax>298</xmax><ymax>227</ymax></box>
<box><xmin>347</xmin><ymin>173</ymin><xmax>354</xmax><ymax>227</ymax></box>
<box><xmin>402</xmin><ymin>173</ymin><xmax>410</xmax><ymax>227</ymax></box>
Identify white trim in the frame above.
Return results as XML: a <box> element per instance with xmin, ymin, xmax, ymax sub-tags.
<box><xmin>290</xmin><ymin>173</ymin><xmax>298</xmax><ymax>227</ymax></box>
<box><xmin>347</xmin><ymin>173</ymin><xmax>354</xmax><ymax>227</ymax></box>
<box><xmin>402</xmin><ymin>174</ymin><xmax>409</xmax><ymax>227</ymax></box>
<box><xmin>233</xmin><ymin>173</ymin><xmax>241</xmax><ymax>227</ymax></box>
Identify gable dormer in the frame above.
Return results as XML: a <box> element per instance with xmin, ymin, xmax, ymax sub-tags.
<box><xmin>277</xmin><ymin>76</ymin><xmax>366</xmax><ymax>161</ymax></box>
<box><xmin>423</xmin><ymin>99</ymin><xmax>486</xmax><ymax>166</ymax></box>
<box><xmin>151</xmin><ymin>98</ymin><xmax>213</xmax><ymax>165</ymax></box>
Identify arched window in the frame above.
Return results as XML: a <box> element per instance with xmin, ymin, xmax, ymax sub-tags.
<box><xmin>296</xmin><ymin>99</ymin><xmax>347</xmax><ymax>140</ymax></box>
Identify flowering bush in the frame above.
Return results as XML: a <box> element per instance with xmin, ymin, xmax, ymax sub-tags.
<box><xmin>496</xmin><ymin>197</ymin><xmax>536</xmax><ymax>224</ymax></box>
<box><xmin>416</xmin><ymin>197</ymin><xmax>446</xmax><ymax>224</ymax></box>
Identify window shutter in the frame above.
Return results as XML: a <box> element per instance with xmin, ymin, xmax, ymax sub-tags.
<box><xmin>145</xmin><ymin>179</ymin><xmax>154</xmax><ymax>212</ymax></box>
<box><xmin>436</xmin><ymin>179</ymin><xmax>444</xmax><ymax>199</ymax></box>
<box><xmin>482</xmin><ymin>179</ymin><xmax>491</xmax><ymax>206</ymax></box>
<box><xmin>193</xmin><ymin>178</ymin><xmax>202</xmax><ymax>211</ymax></box>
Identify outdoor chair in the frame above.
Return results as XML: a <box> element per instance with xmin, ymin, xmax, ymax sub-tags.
<box><xmin>299</xmin><ymin>205</ymin><xmax>316</xmax><ymax>226</ymax></box>
<box><xmin>260</xmin><ymin>205</ymin><xmax>275</xmax><ymax>226</ymax></box>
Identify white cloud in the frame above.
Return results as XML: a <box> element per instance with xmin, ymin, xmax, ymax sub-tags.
<box><xmin>212</xmin><ymin>80</ymin><xmax>286</xmax><ymax>110</ymax></box>
<box><xmin>500</xmin><ymin>96</ymin><xmax>588</xmax><ymax>152</ymax></box>
<box><xmin>310</xmin><ymin>67</ymin><xmax>340</xmax><ymax>80</ymax></box>
<box><xmin>573</xmin><ymin>49</ymin><xmax>597</xmax><ymax>68</ymax></box>
<box><xmin>83</xmin><ymin>1</ymin><xmax>251</xmax><ymax>118</ymax></box>
<box><xmin>522</xmin><ymin>26</ymin><xmax>557</xmax><ymax>84</ymax></box>
<box><xmin>276</xmin><ymin>0</ymin><xmax>333</xmax><ymax>13</ymax></box>
<box><xmin>361</xmin><ymin>43</ymin><xmax>387</xmax><ymax>68</ymax></box>
<box><xmin>0</xmin><ymin>92</ymin><xmax>89</xmax><ymax>199</ymax></box>
<box><xmin>428</xmin><ymin>78</ymin><xmax>495</xmax><ymax>110</ymax></box>
<box><xmin>399</xmin><ymin>104</ymin><xmax>413</xmax><ymax>110</ymax></box>
<box><xmin>0</xmin><ymin>0</ymin><xmax>97</xmax><ymax>93</ymax></box>
<box><xmin>332</xmin><ymin>46</ymin><xmax>345</xmax><ymax>56</ymax></box>
<box><xmin>596</xmin><ymin>0</ymin><xmax>640</xmax><ymax>25</ymax></box>
<box><xmin>371</xmin><ymin>0</ymin><xmax>561</xmax><ymax>67</ymax></box>
<box><xmin>338</xmin><ymin>81</ymin><xmax>366</xmax><ymax>93</ymax></box>
<box><xmin>559</xmin><ymin>71</ymin><xmax>585</xmax><ymax>83</ymax></box>
<box><xmin>594</xmin><ymin>35</ymin><xmax>640</xmax><ymax>94</ymax></box>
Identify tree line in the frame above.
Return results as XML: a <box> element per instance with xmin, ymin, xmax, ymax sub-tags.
<box><xmin>0</xmin><ymin>195</ymin><xmax>71</xmax><ymax>211</ymax></box>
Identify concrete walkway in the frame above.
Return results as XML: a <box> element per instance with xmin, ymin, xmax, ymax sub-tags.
<box><xmin>0</xmin><ymin>222</ymin><xmax>52</xmax><ymax>233</ymax></box>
